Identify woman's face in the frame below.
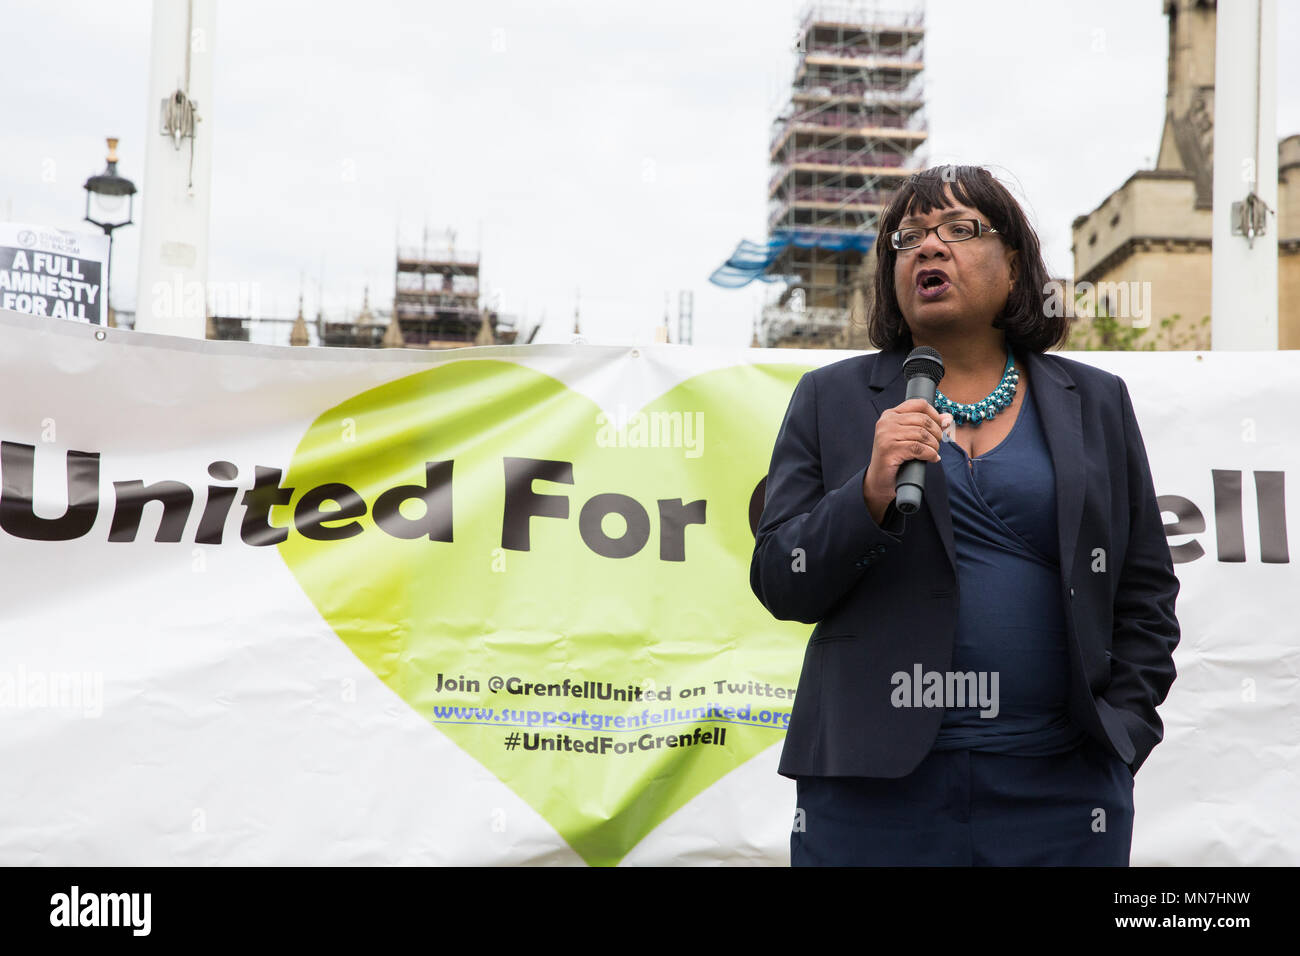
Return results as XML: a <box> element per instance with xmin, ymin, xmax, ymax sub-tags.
<box><xmin>891</xmin><ymin>185</ymin><xmax>1020</xmax><ymax>344</ymax></box>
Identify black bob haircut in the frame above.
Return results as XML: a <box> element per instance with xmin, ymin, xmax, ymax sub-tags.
<box><xmin>866</xmin><ymin>164</ymin><xmax>1069</xmax><ymax>354</ymax></box>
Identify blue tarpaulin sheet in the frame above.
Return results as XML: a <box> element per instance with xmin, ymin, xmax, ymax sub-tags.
<box><xmin>708</xmin><ymin>230</ymin><xmax>877</xmax><ymax>288</ymax></box>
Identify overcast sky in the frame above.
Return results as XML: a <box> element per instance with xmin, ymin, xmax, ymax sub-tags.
<box><xmin>3</xmin><ymin>0</ymin><xmax>1298</xmax><ymax>347</ymax></box>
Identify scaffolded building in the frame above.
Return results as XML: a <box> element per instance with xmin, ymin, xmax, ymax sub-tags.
<box><xmin>391</xmin><ymin>230</ymin><xmax>520</xmax><ymax>348</ymax></box>
<box><xmin>319</xmin><ymin>287</ymin><xmax>385</xmax><ymax>348</ymax></box>
<box><xmin>714</xmin><ymin>2</ymin><xmax>928</xmax><ymax>349</ymax></box>
<box><xmin>206</xmin><ymin>229</ymin><xmax>534</xmax><ymax>348</ymax></box>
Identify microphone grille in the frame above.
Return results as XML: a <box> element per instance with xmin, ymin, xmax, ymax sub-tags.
<box><xmin>902</xmin><ymin>345</ymin><xmax>944</xmax><ymax>383</ymax></box>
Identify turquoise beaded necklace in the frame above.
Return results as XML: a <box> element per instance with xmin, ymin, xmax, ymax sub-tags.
<box><xmin>934</xmin><ymin>348</ymin><xmax>1019</xmax><ymax>426</ymax></box>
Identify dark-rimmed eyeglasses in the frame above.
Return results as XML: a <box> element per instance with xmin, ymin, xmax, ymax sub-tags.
<box><xmin>890</xmin><ymin>218</ymin><xmax>999</xmax><ymax>251</ymax></box>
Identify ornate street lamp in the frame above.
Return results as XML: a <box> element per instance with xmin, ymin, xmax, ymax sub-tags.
<box><xmin>83</xmin><ymin>137</ymin><xmax>137</xmax><ymax>326</ymax></box>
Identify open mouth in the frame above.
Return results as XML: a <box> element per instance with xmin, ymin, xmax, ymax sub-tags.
<box><xmin>916</xmin><ymin>271</ymin><xmax>951</xmax><ymax>299</ymax></box>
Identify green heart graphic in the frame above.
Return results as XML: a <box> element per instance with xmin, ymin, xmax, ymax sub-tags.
<box><xmin>277</xmin><ymin>358</ymin><xmax>814</xmax><ymax>864</ymax></box>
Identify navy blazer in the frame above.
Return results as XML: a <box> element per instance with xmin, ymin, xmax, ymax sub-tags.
<box><xmin>750</xmin><ymin>344</ymin><xmax>1181</xmax><ymax>779</ymax></box>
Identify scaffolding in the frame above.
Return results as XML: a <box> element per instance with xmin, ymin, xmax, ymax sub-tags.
<box><xmin>760</xmin><ymin>1</ymin><xmax>928</xmax><ymax>348</ymax></box>
<box><xmin>204</xmin><ymin>227</ymin><xmax>537</xmax><ymax>349</ymax></box>
<box><xmin>390</xmin><ymin>227</ymin><xmax>520</xmax><ymax>348</ymax></box>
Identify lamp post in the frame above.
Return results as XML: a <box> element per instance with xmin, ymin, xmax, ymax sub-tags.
<box><xmin>83</xmin><ymin>137</ymin><xmax>137</xmax><ymax>327</ymax></box>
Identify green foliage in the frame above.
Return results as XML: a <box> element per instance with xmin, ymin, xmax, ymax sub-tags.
<box><xmin>1065</xmin><ymin>290</ymin><xmax>1210</xmax><ymax>350</ymax></box>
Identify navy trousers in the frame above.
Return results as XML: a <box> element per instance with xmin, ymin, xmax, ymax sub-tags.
<box><xmin>790</xmin><ymin>737</ymin><xmax>1135</xmax><ymax>866</ymax></box>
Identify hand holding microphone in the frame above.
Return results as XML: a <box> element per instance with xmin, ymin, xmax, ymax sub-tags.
<box><xmin>862</xmin><ymin>347</ymin><xmax>953</xmax><ymax>523</ymax></box>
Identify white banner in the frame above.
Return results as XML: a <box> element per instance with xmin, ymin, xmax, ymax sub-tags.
<box><xmin>0</xmin><ymin>307</ymin><xmax>1295</xmax><ymax>865</ymax></box>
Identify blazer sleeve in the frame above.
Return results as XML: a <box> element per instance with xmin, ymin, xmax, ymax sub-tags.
<box><xmin>1104</xmin><ymin>376</ymin><xmax>1181</xmax><ymax>774</ymax></box>
<box><xmin>750</xmin><ymin>370</ymin><xmax>905</xmax><ymax>625</ymax></box>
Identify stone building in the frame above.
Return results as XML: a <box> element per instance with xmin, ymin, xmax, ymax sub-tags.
<box><xmin>1069</xmin><ymin>0</ymin><xmax>1299</xmax><ymax>350</ymax></box>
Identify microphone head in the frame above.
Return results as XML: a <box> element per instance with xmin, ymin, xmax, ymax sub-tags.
<box><xmin>902</xmin><ymin>345</ymin><xmax>944</xmax><ymax>384</ymax></box>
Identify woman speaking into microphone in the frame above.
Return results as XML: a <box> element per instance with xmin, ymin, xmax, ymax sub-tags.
<box><xmin>749</xmin><ymin>165</ymin><xmax>1180</xmax><ymax>866</ymax></box>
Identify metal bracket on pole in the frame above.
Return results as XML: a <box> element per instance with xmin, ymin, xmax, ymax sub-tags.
<box><xmin>160</xmin><ymin>90</ymin><xmax>199</xmax><ymax>148</ymax></box>
<box><xmin>1230</xmin><ymin>191</ymin><xmax>1272</xmax><ymax>248</ymax></box>
<box><xmin>159</xmin><ymin>89</ymin><xmax>202</xmax><ymax>190</ymax></box>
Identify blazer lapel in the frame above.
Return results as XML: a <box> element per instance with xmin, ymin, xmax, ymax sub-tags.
<box><xmin>868</xmin><ymin>345</ymin><xmax>957</xmax><ymax>575</ymax></box>
<box><xmin>1020</xmin><ymin>348</ymin><xmax>1084</xmax><ymax>585</ymax></box>
<box><xmin>867</xmin><ymin>344</ymin><xmax>1086</xmax><ymax>586</ymax></box>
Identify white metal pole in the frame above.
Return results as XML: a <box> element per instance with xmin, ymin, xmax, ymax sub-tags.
<box><xmin>134</xmin><ymin>0</ymin><xmax>215</xmax><ymax>338</ymax></box>
<box><xmin>1211</xmin><ymin>0</ymin><xmax>1278</xmax><ymax>350</ymax></box>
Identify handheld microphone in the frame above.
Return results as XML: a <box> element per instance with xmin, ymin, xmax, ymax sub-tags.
<box><xmin>894</xmin><ymin>346</ymin><xmax>945</xmax><ymax>515</ymax></box>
